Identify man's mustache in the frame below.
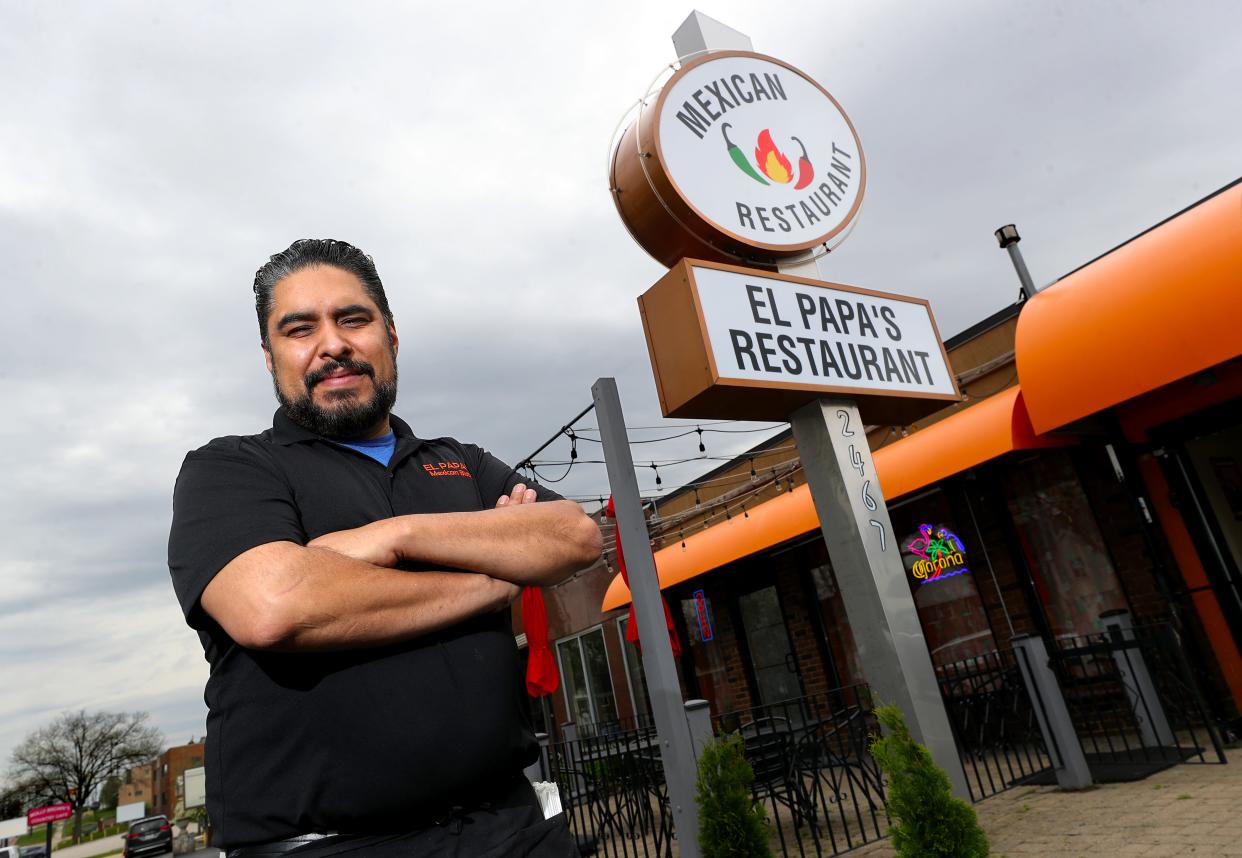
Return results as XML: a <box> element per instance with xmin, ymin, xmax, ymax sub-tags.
<box><xmin>305</xmin><ymin>358</ymin><xmax>376</xmax><ymax>389</ymax></box>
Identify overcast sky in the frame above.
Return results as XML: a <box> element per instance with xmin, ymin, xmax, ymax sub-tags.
<box><xmin>2</xmin><ymin>0</ymin><xmax>1240</xmax><ymax>782</ymax></box>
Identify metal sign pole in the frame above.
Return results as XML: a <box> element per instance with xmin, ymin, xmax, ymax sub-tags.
<box><xmin>789</xmin><ymin>397</ymin><xmax>971</xmax><ymax>799</ymax></box>
<box><xmin>592</xmin><ymin>377</ymin><xmax>701</xmax><ymax>858</ymax></box>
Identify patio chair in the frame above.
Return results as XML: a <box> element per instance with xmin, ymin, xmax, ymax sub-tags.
<box><xmin>742</xmin><ymin>717</ymin><xmax>817</xmax><ymax>828</ymax></box>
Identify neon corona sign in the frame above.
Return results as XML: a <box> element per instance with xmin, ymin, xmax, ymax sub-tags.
<box><xmin>905</xmin><ymin>524</ymin><xmax>968</xmax><ymax>584</ymax></box>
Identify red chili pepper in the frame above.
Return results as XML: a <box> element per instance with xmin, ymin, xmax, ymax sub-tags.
<box><xmin>791</xmin><ymin>136</ymin><xmax>814</xmax><ymax>190</ymax></box>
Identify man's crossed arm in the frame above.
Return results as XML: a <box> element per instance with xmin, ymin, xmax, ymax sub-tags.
<box><xmin>200</xmin><ymin>484</ymin><xmax>602</xmax><ymax>652</ymax></box>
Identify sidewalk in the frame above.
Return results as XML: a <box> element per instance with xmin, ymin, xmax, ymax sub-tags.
<box><xmin>44</xmin><ymin>833</ymin><xmax>124</xmax><ymax>858</ymax></box>
<box><xmin>851</xmin><ymin>761</ymin><xmax>1242</xmax><ymax>857</ymax></box>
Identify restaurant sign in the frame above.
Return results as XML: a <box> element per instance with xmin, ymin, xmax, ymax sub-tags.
<box><xmin>27</xmin><ymin>802</ymin><xmax>73</xmax><ymax>827</ymax></box>
<box><xmin>659</xmin><ymin>52</ymin><xmax>864</xmax><ymax>250</ymax></box>
<box><xmin>639</xmin><ymin>259</ymin><xmax>959</xmax><ymax>424</ymax></box>
<box><xmin>611</xmin><ymin>51</ymin><xmax>866</xmax><ymax>268</ymax></box>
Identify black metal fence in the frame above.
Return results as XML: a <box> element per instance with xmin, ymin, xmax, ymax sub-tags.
<box><xmin>1050</xmin><ymin>622</ymin><xmax>1225</xmax><ymax>780</ymax></box>
<box><xmin>541</xmin><ymin>723</ymin><xmax>672</xmax><ymax>858</ymax></box>
<box><xmin>935</xmin><ymin>648</ymin><xmax>1054</xmax><ymax>800</ymax></box>
<box><xmin>709</xmin><ymin>684</ymin><xmax>888</xmax><ymax>858</ymax></box>
<box><xmin>534</xmin><ymin>684</ymin><xmax>886</xmax><ymax>858</ymax></box>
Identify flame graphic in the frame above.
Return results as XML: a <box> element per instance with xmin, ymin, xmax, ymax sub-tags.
<box><xmin>754</xmin><ymin>129</ymin><xmax>793</xmax><ymax>184</ymax></box>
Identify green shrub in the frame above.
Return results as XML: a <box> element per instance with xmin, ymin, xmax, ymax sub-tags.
<box><xmin>869</xmin><ymin>704</ymin><xmax>989</xmax><ymax>858</ymax></box>
<box><xmin>695</xmin><ymin>733</ymin><xmax>774</xmax><ymax>858</ymax></box>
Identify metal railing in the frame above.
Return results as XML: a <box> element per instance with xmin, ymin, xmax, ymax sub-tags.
<box><xmin>533</xmin><ymin>684</ymin><xmax>887</xmax><ymax>858</ymax></box>
<box><xmin>538</xmin><ymin>722</ymin><xmax>674</xmax><ymax>858</ymax></box>
<box><xmin>711</xmin><ymin>684</ymin><xmax>888</xmax><ymax>858</ymax></box>
<box><xmin>935</xmin><ymin>648</ymin><xmax>1054</xmax><ymax>800</ymax></box>
<box><xmin>1050</xmin><ymin>621</ymin><xmax>1226</xmax><ymax>777</ymax></box>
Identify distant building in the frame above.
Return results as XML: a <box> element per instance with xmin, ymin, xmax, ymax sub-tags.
<box><xmin>152</xmin><ymin>741</ymin><xmax>205</xmax><ymax>820</ymax></box>
<box><xmin>118</xmin><ymin>762</ymin><xmax>155</xmax><ymax>809</ymax></box>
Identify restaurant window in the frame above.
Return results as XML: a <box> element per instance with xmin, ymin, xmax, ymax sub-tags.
<box><xmin>890</xmin><ymin>488</ymin><xmax>998</xmax><ymax>667</ymax></box>
<box><xmin>806</xmin><ymin>545</ymin><xmax>864</xmax><ymax>686</ymax></box>
<box><xmin>679</xmin><ymin>587</ymin><xmax>744</xmax><ymax>717</ymax></box>
<box><xmin>617</xmin><ymin>616</ymin><xmax>654</xmax><ymax>729</ymax></box>
<box><xmin>555</xmin><ymin>626</ymin><xmax>620</xmax><ymax>733</ymax></box>
<box><xmin>1003</xmin><ymin>450</ymin><xmax>1127</xmax><ymax>638</ymax></box>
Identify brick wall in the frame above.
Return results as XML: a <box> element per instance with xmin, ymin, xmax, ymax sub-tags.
<box><xmin>152</xmin><ymin>743</ymin><xmax>204</xmax><ymax>820</ymax></box>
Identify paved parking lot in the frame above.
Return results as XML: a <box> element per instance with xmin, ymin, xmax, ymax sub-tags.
<box><xmin>851</xmin><ymin>762</ymin><xmax>1242</xmax><ymax>857</ymax></box>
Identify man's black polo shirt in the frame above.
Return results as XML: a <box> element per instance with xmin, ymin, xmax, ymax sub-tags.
<box><xmin>167</xmin><ymin>410</ymin><xmax>558</xmax><ymax>849</ymax></box>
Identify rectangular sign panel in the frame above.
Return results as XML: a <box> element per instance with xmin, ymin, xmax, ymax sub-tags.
<box><xmin>183</xmin><ymin>766</ymin><xmax>206</xmax><ymax>809</ymax></box>
<box><xmin>639</xmin><ymin>259</ymin><xmax>960</xmax><ymax>423</ymax></box>
<box><xmin>27</xmin><ymin>803</ymin><xmax>72</xmax><ymax>827</ymax></box>
<box><xmin>694</xmin><ymin>265</ymin><xmax>956</xmax><ymax>396</ymax></box>
<box><xmin>0</xmin><ymin>816</ymin><xmax>27</xmax><ymax>839</ymax></box>
<box><xmin>115</xmin><ymin>801</ymin><xmax>146</xmax><ymax>825</ymax></box>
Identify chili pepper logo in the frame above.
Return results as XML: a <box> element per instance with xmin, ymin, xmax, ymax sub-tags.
<box><xmin>721</xmin><ymin>123</ymin><xmax>767</xmax><ymax>185</ymax></box>
<box><xmin>721</xmin><ymin>124</ymin><xmax>815</xmax><ymax>190</ymax></box>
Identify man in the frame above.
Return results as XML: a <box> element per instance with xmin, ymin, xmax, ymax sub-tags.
<box><xmin>168</xmin><ymin>239</ymin><xmax>601</xmax><ymax>856</ymax></box>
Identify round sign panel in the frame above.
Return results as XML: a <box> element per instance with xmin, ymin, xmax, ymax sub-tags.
<box><xmin>657</xmin><ymin>53</ymin><xmax>865</xmax><ymax>250</ymax></box>
<box><xmin>611</xmin><ymin>51</ymin><xmax>865</xmax><ymax>268</ymax></box>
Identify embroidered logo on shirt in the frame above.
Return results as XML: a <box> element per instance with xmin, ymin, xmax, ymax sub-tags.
<box><xmin>423</xmin><ymin>461</ymin><xmax>472</xmax><ymax>478</ymax></box>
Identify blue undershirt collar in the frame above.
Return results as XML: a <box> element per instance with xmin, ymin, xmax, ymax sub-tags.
<box><xmin>333</xmin><ymin>431</ymin><xmax>397</xmax><ymax>467</ymax></box>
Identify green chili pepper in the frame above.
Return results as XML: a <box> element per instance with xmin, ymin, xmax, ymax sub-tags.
<box><xmin>722</xmin><ymin>123</ymin><xmax>768</xmax><ymax>185</ymax></box>
<box><xmin>791</xmin><ymin>136</ymin><xmax>814</xmax><ymax>190</ymax></box>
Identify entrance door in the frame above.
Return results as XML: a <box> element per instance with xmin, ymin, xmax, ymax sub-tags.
<box><xmin>738</xmin><ymin>585</ymin><xmax>805</xmax><ymax>706</ymax></box>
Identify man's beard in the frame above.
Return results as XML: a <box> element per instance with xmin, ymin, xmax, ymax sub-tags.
<box><xmin>274</xmin><ymin>357</ymin><xmax>398</xmax><ymax>440</ymax></box>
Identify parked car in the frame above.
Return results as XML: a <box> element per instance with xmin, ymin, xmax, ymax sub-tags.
<box><xmin>1</xmin><ymin>844</ymin><xmax>22</xmax><ymax>858</ymax></box>
<box><xmin>123</xmin><ymin>815</ymin><xmax>172</xmax><ymax>857</ymax></box>
<box><xmin>18</xmin><ymin>846</ymin><xmax>47</xmax><ymax>858</ymax></box>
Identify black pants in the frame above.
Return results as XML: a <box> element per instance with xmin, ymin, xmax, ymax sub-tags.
<box><xmin>228</xmin><ymin>778</ymin><xmax>580</xmax><ymax>858</ymax></box>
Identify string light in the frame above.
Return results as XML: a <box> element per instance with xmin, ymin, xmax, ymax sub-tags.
<box><xmin>696</xmin><ymin>426</ymin><xmax>706</xmax><ymax>453</ymax></box>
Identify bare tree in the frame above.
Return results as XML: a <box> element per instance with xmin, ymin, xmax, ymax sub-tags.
<box><xmin>8</xmin><ymin>711</ymin><xmax>163</xmax><ymax>844</ymax></box>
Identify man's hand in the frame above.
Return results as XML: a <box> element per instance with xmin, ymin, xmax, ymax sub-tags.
<box><xmin>308</xmin><ymin>520</ymin><xmax>401</xmax><ymax>568</ymax></box>
<box><xmin>496</xmin><ymin>483</ymin><xmax>538</xmax><ymax>508</ymax></box>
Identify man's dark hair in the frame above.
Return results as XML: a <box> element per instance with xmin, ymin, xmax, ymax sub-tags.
<box><xmin>253</xmin><ymin>239</ymin><xmax>395</xmax><ymax>347</ymax></box>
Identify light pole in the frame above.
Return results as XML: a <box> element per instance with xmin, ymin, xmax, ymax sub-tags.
<box><xmin>995</xmin><ymin>224</ymin><xmax>1039</xmax><ymax>299</ymax></box>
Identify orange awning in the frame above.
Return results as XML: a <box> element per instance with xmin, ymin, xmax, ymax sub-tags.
<box><xmin>602</xmin><ymin>386</ymin><xmax>1066</xmax><ymax>611</ymax></box>
<box><xmin>1017</xmin><ymin>182</ymin><xmax>1242</xmax><ymax>435</ymax></box>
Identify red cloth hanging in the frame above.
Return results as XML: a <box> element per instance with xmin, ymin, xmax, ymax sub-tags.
<box><xmin>521</xmin><ymin>586</ymin><xmax>560</xmax><ymax>697</ymax></box>
<box><xmin>606</xmin><ymin>496</ymin><xmax>682</xmax><ymax>658</ymax></box>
